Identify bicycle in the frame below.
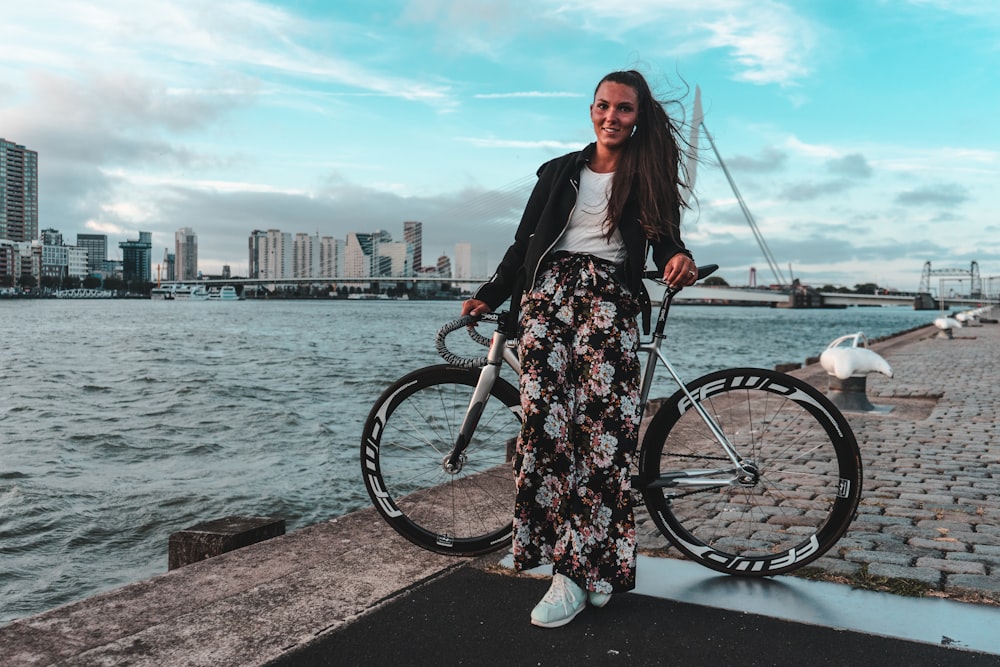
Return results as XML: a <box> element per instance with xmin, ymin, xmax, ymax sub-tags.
<box><xmin>361</xmin><ymin>264</ymin><xmax>862</xmax><ymax>577</ymax></box>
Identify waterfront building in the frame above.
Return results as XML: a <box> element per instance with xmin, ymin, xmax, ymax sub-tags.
<box><xmin>0</xmin><ymin>138</ymin><xmax>39</xmax><ymax>286</ymax></box>
<box><xmin>252</xmin><ymin>229</ymin><xmax>292</xmax><ymax>280</ymax></box>
<box><xmin>41</xmin><ymin>242</ymin><xmax>68</xmax><ymax>281</ymax></box>
<box><xmin>76</xmin><ymin>234</ymin><xmax>107</xmax><ymax>275</ymax></box>
<box><xmin>454</xmin><ymin>242</ymin><xmax>472</xmax><ymax>280</ymax></box>
<box><xmin>319</xmin><ymin>236</ymin><xmax>342</xmax><ymax>278</ymax></box>
<box><xmin>43</xmin><ymin>237</ymin><xmax>88</xmax><ymax>281</ymax></box>
<box><xmin>343</xmin><ymin>230</ymin><xmax>393</xmax><ymax>278</ymax></box>
<box><xmin>162</xmin><ymin>249</ymin><xmax>176</xmax><ymax>282</ymax></box>
<box><xmin>293</xmin><ymin>232</ymin><xmax>320</xmax><ymax>279</ymax></box>
<box><xmin>41</xmin><ymin>228</ymin><xmax>62</xmax><ymax>246</ymax></box>
<box><xmin>119</xmin><ymin>231</ymin><xmax>152</xmax><ymax>283</ymax></box>
<box><xmin>248</xmin><ymin>230</ymin><xmax>266</xmax><ymax>279</ymax></box>
<box><xmin>175</xmin><ymin>227</ymin><xmax>198</xmax><ymax>280</ymax></box>
<box><xmin>380</xmin><ymin>241</ymin><xmax>412</xmax><ymax>277</ymax></box>
<box><xmin>67</xmin><ymin>246</ymin><xmax>88</xmax><ymax>279</ymax></box>
<box><xmin>41</xmin><ymin>228</ymin><xmax>66</xmax><ymax>282</ymax></box>
<box><xmin>403</xmin><ymin>221</ymin><xmax>423</xmax><ymax>273</ymax></box>
<box><xmin>0</xmin><ymin>138</ymin><xmax>39</xmax><ymax>244</ymax></box>
<box><xmin>436</xmin><ymin>254</ymin><xmax>452</xmax><ymax>278</ymax></box>
<box><xmin>344</xmin><ymin>232</ymin><xmax>374</xmax><ymax>278</ymax></box>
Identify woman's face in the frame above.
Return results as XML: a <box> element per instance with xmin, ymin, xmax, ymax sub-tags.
<box><xmin>590</xmin><ymin>81</ymin><xmax>639</xmax><ymax>152</ymax></box>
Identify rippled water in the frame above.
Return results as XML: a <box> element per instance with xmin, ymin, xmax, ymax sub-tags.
<box><xmin>0</xmin><ymin>298</ymin><xmax>936</xmax><ymax>624</ymax></box>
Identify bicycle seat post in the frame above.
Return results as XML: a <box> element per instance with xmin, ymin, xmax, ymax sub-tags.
<box><xmin>652</xmin><ymin>285</ymin><xmax>679</xmax><ymax>339</ymax></box>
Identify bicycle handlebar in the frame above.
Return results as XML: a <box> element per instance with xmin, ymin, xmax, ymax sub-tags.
<box><xmin>643</xmin><ymin>263</ymin><xmax>719</xmax><ymax>283</ymax></box>
<box><xmin>435</xmin><ymin>313</ymin><xmax>499</xmax><ymax>368</ymax></box>
<box><xmin>436</xmin><ymin>263</ymin><xmax>719</xmax><ymax>368</ymax></box>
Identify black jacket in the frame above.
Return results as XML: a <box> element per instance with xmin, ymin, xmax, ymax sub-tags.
<box><xmin>473</xmin><ymin>143</ymin><xmax>691</xmax><ymax>333</ymax></box>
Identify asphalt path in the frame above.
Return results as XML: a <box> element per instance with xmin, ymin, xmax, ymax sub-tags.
<box><xmin>268</xmin><ymin>567</ymin><xmax>999</xmax><ymax>666</ymax></box>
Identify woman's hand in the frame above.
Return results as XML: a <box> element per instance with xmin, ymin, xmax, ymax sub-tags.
<box><xmin>662</xmin><ymin>254</ymin><xmax>698</xmax><ymax>287</ymax></box>
<box><xmin>461</xmin><ymin>299</ymin><xmax>492</xmax><ymax>318</ymax></box>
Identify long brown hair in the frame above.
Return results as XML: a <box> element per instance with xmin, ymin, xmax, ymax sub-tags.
<box><xmin>598</xmin><ymin>70</ymin><xmax>689</xmax><ymax>244</ymax></box>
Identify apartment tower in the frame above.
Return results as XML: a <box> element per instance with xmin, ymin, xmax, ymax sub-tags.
<box><xmin>175</xmin><ymin>227</ymin><xmax>198</xmax><ymax>280</ymax></box>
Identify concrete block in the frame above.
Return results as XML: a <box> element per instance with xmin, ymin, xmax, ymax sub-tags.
<box><xmin>169</xmin><ymin>516</ymin><xmax>285</xmax><ymax>570</ymax></box>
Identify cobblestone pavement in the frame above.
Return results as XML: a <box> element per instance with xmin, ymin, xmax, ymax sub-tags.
<box><xmin>635</xmin><ymin>318</ymin><xmax>1000</xmax><ymax>603</ymax></box>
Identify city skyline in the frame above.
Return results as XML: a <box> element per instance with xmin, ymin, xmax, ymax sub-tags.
<box><xmin>2</xmin><ymin>2</ymin><xmax>999</xmax><ymax>291</ymax></box>
<box><xmin>17</xmin><ymin>214</ymin><xmax>479</xmax><ymax>283</ymax></box>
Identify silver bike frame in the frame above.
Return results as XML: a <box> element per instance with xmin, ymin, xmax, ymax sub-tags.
<box><xmin>446</xmin><ymin>277</ymin><xmax>756</xmax><ymax>481</ymax></box>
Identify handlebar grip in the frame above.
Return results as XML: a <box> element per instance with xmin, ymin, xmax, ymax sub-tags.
<box><xmin>435</xmin><ymin>315</ymin><xmax>493</xmax><ymax>369</ymax></box>
<box><xmin>643</xmin><ymin>263</ymin><xmax>719</xmax><ymax>282</ymax></box>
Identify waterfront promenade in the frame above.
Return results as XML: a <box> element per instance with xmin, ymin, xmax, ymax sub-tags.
<box><xmin>3</xmin><ymin>317</ymin><xmax>999</xmax><ymax>665</ymax></box>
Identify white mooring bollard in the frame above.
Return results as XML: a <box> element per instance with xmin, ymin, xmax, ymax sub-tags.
<box><xmin>819</xmin><ymin>333</ymin><xmax>893</xmax><ymax>413</ymax></box>
<box><xmin>934</xmin><ymin>316</ymin><xmax>961</xmax><ymax>339</ymax></box>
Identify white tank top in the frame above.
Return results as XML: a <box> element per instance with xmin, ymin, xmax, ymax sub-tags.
<box><xmin>552</xmin><ymin>166</ymin><xmax>627</xmax><ymax>265</ymax></box>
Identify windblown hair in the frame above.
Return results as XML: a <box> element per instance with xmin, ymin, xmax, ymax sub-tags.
<box><xmin>598</xmin><ymin>70</ymin><xmax>689</xmax><ymax>244</ymax></box>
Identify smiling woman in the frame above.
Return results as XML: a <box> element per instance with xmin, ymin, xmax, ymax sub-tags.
<box><xmin>460</xmin><ymin>69</ymin><xmax>698</xmax><ymax>629</ymax></box>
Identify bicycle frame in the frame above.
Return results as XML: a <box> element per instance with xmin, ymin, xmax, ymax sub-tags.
<box><xmin>446</xmin><ymin>266</ymin><xmax>755</xmax><ymax>483</ymax></box>
<box><xmin>639</xmin><ymin>281</ymin><xmax>758</xmax><ymax>482</ymax></box>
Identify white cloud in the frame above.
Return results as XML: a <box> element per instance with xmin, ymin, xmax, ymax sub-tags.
<box><xmin>474</xmin><ymin>92</ymin><xmax>585</xmax><ymax>99</ymax></box>
<box><xmin>458</xmin><ymin>138</ymin><xmax>583</xmax><ymax>150</ymax></box>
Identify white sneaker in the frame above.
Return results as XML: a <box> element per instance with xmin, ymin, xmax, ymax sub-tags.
<box><xmin>588</xmin><ymin>591</ymin><xmax>612</xmax><ymax>608</ymax></box>
<box><xmin>530</xmin><ymin>574</ymin><xmax>586</xmax><ymax>628</ymax></box>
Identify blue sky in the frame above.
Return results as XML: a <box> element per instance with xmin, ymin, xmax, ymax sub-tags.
<box><xmin>2</xmin><ymin>0</ymin><xmax>998</xmax><ymax>292</ymax></box>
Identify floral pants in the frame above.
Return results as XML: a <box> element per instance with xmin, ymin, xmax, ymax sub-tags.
<box><xmin>512</xmin><ymin>252</ymin><xmax>641</xmax><ymax>594</ymax></box>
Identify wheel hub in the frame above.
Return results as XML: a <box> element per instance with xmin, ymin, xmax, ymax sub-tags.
<box><xmin>736</xmin><ymin>460</ymin><xmax>760</xmax><ymax>487</ymax></box>
<box><xmin>442</xmin><ymin>452</ymin><xmax>467</xmax><ymax>474</ymax></box>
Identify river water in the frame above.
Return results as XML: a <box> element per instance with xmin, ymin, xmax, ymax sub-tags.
<box><xmin>0</xmin><ymin>298</ymin><xmax>937</xmax><ymax>624</ymax></box>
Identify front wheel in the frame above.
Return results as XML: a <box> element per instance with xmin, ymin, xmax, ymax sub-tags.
<box><xmin>361</xmin><ymin>365</ymin><xmax>522</xmax><ymax>556</ymax></box>
<box><xmin>639</xmin><ymin>368</ymin><xmax>862</xmax><ymax>576</ymax></box>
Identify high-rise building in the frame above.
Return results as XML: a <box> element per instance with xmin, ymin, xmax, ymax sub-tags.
<box><xmin>380</xmin><ymin>241</ymin><xmax>412</xmax><ymax>277</ymax></box>
<box><xmin>344</xmin><ymin>232</ymin><xmax>374</xmax><ymax>278</ymax></box>
<box><xmin>293</xmin><ymin>232</ymin><xmax>320</xmax><ymax>278</ymax></box>
<box><xmin>119</xmin><ymin>231</ymin><xmax>152</xmax><ymax>282</ymax></box>
<box><xmin>76</xmin><ymin>234</ymin><xmax>107</xmax><ymax>275</ymax></box>
<box><xmin>319</xmin><ymin>236</ymin><xmax>343</xmax><ymax>278</ymax></box>
<box><xmin>403</xmin><ymin>221</ymin><xmax>422</xmax><ymax>273</ymax></box>
<box><xmin>250</xmin><ymin>229</ymin><xmax>292</xmax><ymax>280</ymax></box>
<box><xmin>248</xmin><ymin>230</ymin><xmax>266</xmax><ymax>279</ymax></box>
<box><xmin>0</xmin><ymin>138</ymin><xmax>39</xmax><ymax>243</ymax></box>
<box><xmin>175</xmin><ymin>227</ymin><xmax>198</xmax><ymax>280</ymax></box>
<box><xmin>162</xmin><ymin>249</ymin><xmax>176</xmax><ymax>282</ymax></box>
<box><xmin>436</xmin><ymin>254</ymin><xmax>452</xmax><ymax>278</ymax></box>
<box><xmin>344</xmin><ymin>229</ymin><xmax>394</xmax><ymax>278</ymax></box>
<box><xmin>454</xmin><ymin>242</ymin><xmax>472</xmax><ymax>280</ymax></box>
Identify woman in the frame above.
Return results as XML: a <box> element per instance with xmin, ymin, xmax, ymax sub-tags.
<box><xmin>462</xmin><ymin>70</ymin><xmax>697</xmax><ymax>628</ymax></box>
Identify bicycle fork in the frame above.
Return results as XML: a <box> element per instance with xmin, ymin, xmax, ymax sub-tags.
<box><xmin>443</xmin><ymin>331</ymin><xmax>519</xmax><ymax>473</ymax></box>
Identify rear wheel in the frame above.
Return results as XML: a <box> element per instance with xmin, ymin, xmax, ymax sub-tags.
<box><xmin>639</xmin><ymin>368</ymin><xmax>862</xmax><ymax>576</ymax></box>
<box><xmin>361</xmin><ymin>365</ymin><xmax>521</xmax><ymax>555</ymax></box>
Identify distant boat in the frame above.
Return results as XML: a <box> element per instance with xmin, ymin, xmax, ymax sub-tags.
<box><xmin>170</xmin><ymin>285</ymin><xmax>195</xmax><ymax>299</ymax></box>
<box><xmin>215</xmin><ymin>286</ymin><xmax>241</xmax><ymax>301</ymax></box>
<box><xmin>189</xmin><ymin>285</ymin><xmax>211</xmax><ymax>301</ymax></box>
<box><xmin>347</xmin><ymin>293</ymin><xmax>390</xmax><ymax>300</ymax></box>
<box><xmin>150</xmin><ymin>285</ymin><xmax>175</xmax><ymax>300</ymax></box>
